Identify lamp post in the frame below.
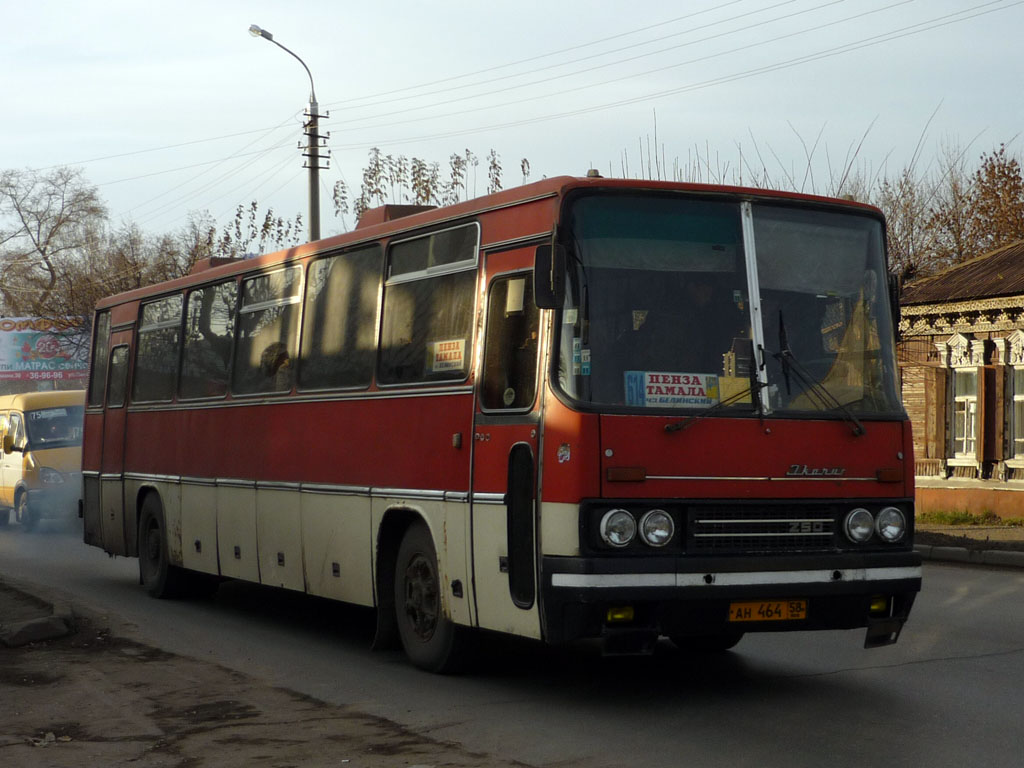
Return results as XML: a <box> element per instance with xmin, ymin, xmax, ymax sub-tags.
<box><xmin>249</xmin><ymin>24</ymin><xmax>323</xmax><ymax>241</ymax></box>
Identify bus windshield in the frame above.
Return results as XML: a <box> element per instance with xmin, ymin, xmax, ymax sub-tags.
<box><xmin>556</xmin><ymin>193</ymin><xmax>902</xmax><ymax>417</ymax></box>
<box><xmin>25</xmin><ymin>405</ymin><xmax>84</xmax><ymax>449</ymax></box>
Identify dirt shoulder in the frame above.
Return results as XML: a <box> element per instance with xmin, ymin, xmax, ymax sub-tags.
<box><xmin>915</xmin><ymin>524</ymin><xmax>1024</xmax><ymax>553</ymax></box>
<box><xmin>0</xmin><ymin>580</ymin><xmax>521</xmax><ymax>768</ymax></box>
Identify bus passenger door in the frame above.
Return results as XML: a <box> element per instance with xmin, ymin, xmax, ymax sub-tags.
<box><xmin>98</xmin><ymin>335</ymin><xmax>133</xmax><ymax>555</ymax></box>
<box><xmin>471</xmin><ymin>260</ymin><xmax>542</xmax><ymax>638</ymax></box>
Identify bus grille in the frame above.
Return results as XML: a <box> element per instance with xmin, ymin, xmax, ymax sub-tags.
<box><xmin>689</xmin><ymin>507</ymin><xmax>836</xmax><ymax>554</ymax></box>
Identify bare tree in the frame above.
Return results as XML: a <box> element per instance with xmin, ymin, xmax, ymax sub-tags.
<box><xmin>487</xmin><ymin>150</ymin><xmax>503</xmax><ymax>194</ymax></box>
<box><xmin>0</xmin><ymin>167</ymin><xmax>106</xmax><ymax>315</ymax></box>
<box><xmin>965</xmin><ymin>143</ymin><xmax>1024</xmax><ymax>256</ymax></box>
<box><xmin>215</xmin><ymin>201</ymin><xmax>303</xmax><ymax>259</ymax></box>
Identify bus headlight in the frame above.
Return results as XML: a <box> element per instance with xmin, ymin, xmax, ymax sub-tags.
<box><xmin>639</xmin><ymin>509</ymin><xmax>674</xmax><ymax>547</ymax></box>
<box><xmin>844</xmin><ymin>508</ymin><xmax>874</xmax><ymax>543</ymax></box>
<box><xmin>600</xmin><ymin>509</ymin><xmax>637</xmax><ymax>548</ymax></box>
<box><xmin>39</xmin><ymin>467</ymin><xmax>65</xmax><ymax>485</ymax></box>
<box><xmin>876</xmin><ymin>507</ymin><xmax>906</xmax><ymax>543</ymax></box>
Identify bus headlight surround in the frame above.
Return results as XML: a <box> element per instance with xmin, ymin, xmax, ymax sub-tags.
<box><xmin>639</xmin><ymin>509</ymin><xmax>674</xmax><ymax>547</ymax></box>
<box><xmin>876</xmin><ymin>506</ymin><xmax>906</xmax><ymax>542</ymax></box>
<box><xmin>600</xmin><ymin>509</ymin><xmax>637</xmax><ymax>548</ymax></box>
<box><xmin>844</xmin><ymin>508</ymin><xmax>874</xmax><ymax>543</ymax></box>
<box><xmin>39</xmin><ymin>467</ymin><xmax>65</xmax><ymax>485</ymax></box>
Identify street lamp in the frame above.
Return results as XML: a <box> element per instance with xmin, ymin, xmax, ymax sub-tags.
<box><xmin>248</xmin><ymin>24</ymin><xmax>324</xmax><ymax>241</ymax></box>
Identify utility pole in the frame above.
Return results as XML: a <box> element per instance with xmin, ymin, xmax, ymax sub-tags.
<box><xmin>249</xmin><ymin>25</ymin><xmax>329</xmax><ymax>242</ymax></box>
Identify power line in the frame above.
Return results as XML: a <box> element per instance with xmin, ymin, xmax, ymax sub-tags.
<box><xmin>326</xmin><ymin>0</ymin><xmax>855</xmax><ymax>133</ymax></box>
<box><xmin>329</xmin><ymin>1</ymin><xmax>1021</xmax><ymax>152</ymax></box>
<box><xmin>328</xmin><ymin>0</ymin><xmax>799</xmax><ymax>116</ymax></box>
<box><xmin>326</xmin><ymin>0</ymin><xmax>753</xmax><ymax>110</ymax></box>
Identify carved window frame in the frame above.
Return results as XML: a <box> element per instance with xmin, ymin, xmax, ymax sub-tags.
<box><xmin>937</xmin><ymin>333</ymin><xmax>983</xmax><ymax>467</ymax></box>
<box><xmin>1006</xmin><ymin>330</ymin><xmax>1024</xmax><ymax>466</ymax></box>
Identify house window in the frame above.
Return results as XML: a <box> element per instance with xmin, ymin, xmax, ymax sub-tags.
<box><xmin>951</xmin><ymin>368</ymin><xmax>978</xmax><ymax>458</ymax></box>
<box><xmin>1012</xmin><ymin>366</ymin><xmax>1024</xmax><ymax>460</ymax></box>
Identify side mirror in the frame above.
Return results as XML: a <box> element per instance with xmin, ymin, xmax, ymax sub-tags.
<box><xmin>2</xmin><ymin>434</ymin><xmax>14</xmax><ymax>455</ymax></box>
<box><xmin>534</xmin><ymin>243</ymin><xmax>566</xmax><ymax>309</ymax></box>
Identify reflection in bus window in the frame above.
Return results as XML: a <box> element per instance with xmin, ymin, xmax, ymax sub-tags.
<box><xmin>180</xmin><ymin>281</ymin><xmax>237</xmax><ymax>399</ymax></box>
<box><xmin>232</xmin><ymin>267</ymin><xmax>301</xmax><ymax>395</ymax></box>
<box><xmin>133</xmin><ymin>296</ymin><xmax>183</xmax><ymax>402</ymax></box>
<box><xmin>299</xmin><ymin>246</ymin><xmax>382</xmax><ymax>390</ymax></box>
<box><xmin>482</xmin><ymin>275</ymin><xmax>540</xmax><ymax>410</ymax></box>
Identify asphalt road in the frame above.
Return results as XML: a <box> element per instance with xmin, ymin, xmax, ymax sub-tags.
<box><xmin>2</xmin><ymin>520</ymin><xmax>1023</xmax><ymax>768</ymax></box>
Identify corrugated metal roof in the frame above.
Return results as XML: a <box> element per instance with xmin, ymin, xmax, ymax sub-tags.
<box><xmin>901</xmin><ymin>240</ymin><xmax>1024</xmax><ymax>305</ymax></box>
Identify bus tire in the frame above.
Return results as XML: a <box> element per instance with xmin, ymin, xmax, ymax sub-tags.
<box><xmin>670</xmin><ymin>632</ymin><xmax>744</xmax><ymax>653</ymax></box>
<box><xmin>17</xmin><ymin>492</ymin><xmax>37</xmax><ymax>531</ymax></box>
<box><xmin>394</xmin><ymin>521</ymin><xmax>464</xmax><ymax>673</ymax></box>
<box><xmin>137</xmin><ymin>494</ymin><xmax>188</xmax><ymax>599</ymax></box>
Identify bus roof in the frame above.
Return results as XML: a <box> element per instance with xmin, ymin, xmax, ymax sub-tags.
<box><xmin>0</xmin><ymin>389</ymin><xmax>86</xmax><ymax>412</ymax></box>
<box><xmin>95</xmin><ymin>175</ymin><xmax>883</xmax><ymax>311</ymax></box>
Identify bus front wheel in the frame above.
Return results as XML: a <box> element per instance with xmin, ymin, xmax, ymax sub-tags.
<box><xmin>16</xmin><ymin>492</ymin><xmax>37</xmax><ymax>531</ymax></box>
<box><xmin>394</xmin><ymin>521</ymin><xmax>464</xmax><ymax>673</ymax></box>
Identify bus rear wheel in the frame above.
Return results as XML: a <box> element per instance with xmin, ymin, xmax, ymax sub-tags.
<box><xmin>138</xmin><ymin>494</ymin><xmax>188</xmax><ymax>598</ymax></box>
<box><xmin>394</xmin><ymin>521</ymin><xmax>464</xmax><ymax>673</ymax></box>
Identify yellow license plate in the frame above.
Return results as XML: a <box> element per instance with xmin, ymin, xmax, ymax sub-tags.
<box><xmin>728</xmin><ymin>599</ymin><xmax>807</xmax><ymax>622</ymax></box>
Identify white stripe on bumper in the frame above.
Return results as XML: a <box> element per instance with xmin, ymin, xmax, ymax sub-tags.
<box><xmin>550</xmin><ymin>566</ymin><xmax>922</xmax><ymax>589</ymax></box>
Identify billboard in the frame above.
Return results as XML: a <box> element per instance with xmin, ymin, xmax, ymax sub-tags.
<box><xmin>0</xmin><ymin>317</ymin><xmax>89</xmax><ymax>382</ymax></box>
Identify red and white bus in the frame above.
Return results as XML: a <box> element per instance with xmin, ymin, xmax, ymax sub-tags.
<box><xmin>82</xmin><ymin>175</ymin><xmax>921</xmax><ymax>671</ymax></box>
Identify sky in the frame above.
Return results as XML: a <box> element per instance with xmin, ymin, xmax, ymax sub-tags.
<box><xmin>2</xmin><ymin>0</ymin><xmax>1023</xmax><ymax>241</ymax></box>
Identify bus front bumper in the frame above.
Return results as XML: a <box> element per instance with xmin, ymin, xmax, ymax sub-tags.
<box><xmin>540</xmin><ymin>551</ymin><xmax>922</xmax><ymax>650</ymax></box>
<box><xmin>27</xmin><ymin>484</ymin><xmax>82</xmax><ymax>520</ymax></box>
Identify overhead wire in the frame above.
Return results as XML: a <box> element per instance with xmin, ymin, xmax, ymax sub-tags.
<box><xmin>328</xmin><ymin>0</ymin><xmax>753</xmax><ymax>110</ymax></box>
<box><xmin>119</xmin><ymin>113</ymin><xmax>302</xmax><ymax>217</ymax></box>
<box><xmin>328</xmin><ymin>0</ymin><xmax>801</xmax><ymax>116</ymax></box>
<box><xmin>328</xmin><ymin>0</ymin><xmax>1022</xmax><ymax>151</ymax></box>
<box><xmin>325</xmin><ymin>0</ymin><xmax>859</xmax><ymax>133</ymax></box>
<box><xmin>17</xmin><ymin>0</ymin><xmax>1021</xmax><ymax>234</ymax></box>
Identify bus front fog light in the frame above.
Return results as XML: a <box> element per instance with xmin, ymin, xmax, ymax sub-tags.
<box><xmin>844</xmin><ymin>508</ymin><xmax>874</xmax><ymax>543</ymax></box>
<box><xmin>876</xmin><ymin>507</ymin><xmax>906</xmax><ymax>542</ymax></box>
<box><xmin>639</xmin><ymin>509</ymin><xmax>674</xmax><ymax>547</ymax></box>
<box><xmin>600</xmin><ymin>509</ymin><xmax>637</xmax><ymax>548</ymax></box>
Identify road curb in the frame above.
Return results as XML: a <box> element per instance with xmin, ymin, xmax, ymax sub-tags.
<box><xmin>0</xmin><ymin>602</ymin><xmax>76</xmax><ymax>647</ymax></box>
<box><xmin>914</xmin><ymin>544</ymin><xmax>1024</xmax><ymax>568</ymax></box>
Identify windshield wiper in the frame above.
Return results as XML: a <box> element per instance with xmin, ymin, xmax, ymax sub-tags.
<box><xmin>664</xmin><ymin>381</ymin><xmax>761</xmax><ymax>433</ymax></box>
<box><xmin>665</xmin><ymin>339</ymin><xmax>763</xmax><ymax>433</ymax></box>
<box><xmin>774</xmin><ymin>311</ymin><xmax>865</xmax><ymax>437</ymax></box>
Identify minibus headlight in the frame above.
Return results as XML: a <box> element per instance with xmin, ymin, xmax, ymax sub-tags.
<box><xmin>39</xmin><ymin>467</ymin><xmax>65</xmax><ymax>485</ymax></box>
<box><xmin>876</xmin><ymin>507</ymin><xmax>906</xmax><ymax>543</ymax></box>
<box><xmin>844</xmin><ymin>508</ymin><xmax>874</xmax><ymax>543</ymax></box>
<box><xmin>639</xmin><ymin>509</ymin><xmax>674</xmax><ymax>547</ymax></box>
<box><xmin>600</xmin><ymin>509</ymin><xmax>637</xmax><ymax>548</ymax></box>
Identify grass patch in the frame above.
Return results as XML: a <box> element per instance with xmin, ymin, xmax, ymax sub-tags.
<box><xmin>917</xmin><ymin>509</ymin><xmax>1024</xmax><ymax>526</ymax></box>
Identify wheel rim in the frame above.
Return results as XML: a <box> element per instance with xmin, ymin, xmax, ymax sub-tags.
<box><xmin>402</xmin><ymin>553</ymin><xmax>439</xmax><ymax>642</ymax></box>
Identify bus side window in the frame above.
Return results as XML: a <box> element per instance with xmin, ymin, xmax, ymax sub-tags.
<box><xmin>379</xmin><ymin>224</ymin><xmax>479</xmax><ymax>386</ymax></box>
<box><xmin>233</xmin><ymin>267</ymin><xmax>302</xmax><ymax>395</ymax></box>
<box><xmin>133</xmin><ymin>295</ymin><xmax>183</xmax><ymax>403</ymax></box>
<box><xmin>481</xmin><ymin>275</ymin><xmax>540</xmax><ymax>410</ymax></box>
<box><xmin>88</xmin><ymin>311</ymin><xmax>111</xmax><ymax>407</ymax></box>
<box><xmin>108</xmin><ymin>346</ymin><xmax>131</xmax><ymax>408</ymax></box>
<box><xmin>181</xmin><ymin>280</ymin><xmax>237</xmax><ymax>399</ymax></box>
<box><xmin>299</xmin><ymin>245</ymin><xmax>382</xmax><ymax>390</ymax></box>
